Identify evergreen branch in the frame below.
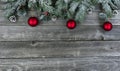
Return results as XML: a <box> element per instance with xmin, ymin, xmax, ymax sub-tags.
<box><xmin>1</xmin><ymin>0</ymin><xmax>120</xmax><ymax>22</ymax></box>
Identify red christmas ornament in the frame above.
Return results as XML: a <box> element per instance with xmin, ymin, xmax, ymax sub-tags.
<box><xmin>28</xmin><ymin>17</ymin><xmax>39</xmax><ymax>27</ymax></box>
<box><xmin>103</xmin><ymin>21</ymin><xmax>113</xmax><ymax>31</ymax></box>
<box><xmin>66</xmin><ymin>19</ymin><xmax>76</xmax><ymax>29</ymax></box>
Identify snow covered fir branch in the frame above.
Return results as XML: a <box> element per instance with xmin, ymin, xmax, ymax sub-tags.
<box><xmin>1</xmin><ymin>0</ymin><xmax>120</xmax><ymax>23</ymax></box>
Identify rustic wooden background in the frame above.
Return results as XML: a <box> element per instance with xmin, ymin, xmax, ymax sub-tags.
<box><xmin>0</xmin><ymin>1</ymin><xmax>120</xmax><ymax>71</ymax></box>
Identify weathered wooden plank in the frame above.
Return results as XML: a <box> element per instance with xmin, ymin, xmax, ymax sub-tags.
<box><xmin>0</xmin><ymin>25</ymin><xmax>119</xmax><ymax>41</ymax></box>
<box><xmin>0</xmin><ymin>64</ymin><xmax>22</xmax><ymax>71</ymax></box>
<box><xmin>0</xmin><ymin>41</ymin><xmax>120</xmax><ymax>58</ymax></box>
<box><xmin>25</xmin><ymin>57</ymin><xmax>119</xmax><ymax>71</ymax></box>
<box><xmin>0</xmin><ymin>10</ymin><xmax>119</xmax><ymax>26</ymax></box>
<box><xmin>0</xmin><ymin>18</ymin><xmax>120</xmax><ymax>26</ymax></box>
<box><xmin>0</xmin><ymin>57</ymin><xmax>120</xmax><ymax>71</ymax></box>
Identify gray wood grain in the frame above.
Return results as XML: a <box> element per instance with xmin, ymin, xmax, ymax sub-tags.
<box><xmin>0</xmin><ymin>57</ymin><xmax>119</xmax><ymax>71</ymax></box>
<box><xmin>0</xmin><ymin>25</ymin><xmax>119</xmax><ymax>41</ymax></box>
<box><xmin>0</xmin><ymin>41</ymin><xmax>119</xmax><ymax>58</ymax></box>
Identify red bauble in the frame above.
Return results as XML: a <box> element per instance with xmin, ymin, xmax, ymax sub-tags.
<box><xmin>28</xmin><ymin>17</ymin><xmax>39</xmax><ymax>27</ymax></box>
<box><xmin>66</xmin><ymin>19</ymin><xmax>76</xmax><ymax>29</ymax></box>
<box><xmin>103</xmin><ymin>21</ymin><xmax>113</xmax><ymax>31</ymax></box>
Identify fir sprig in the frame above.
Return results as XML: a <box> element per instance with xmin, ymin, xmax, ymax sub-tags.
<box><xmin>1</xmin><ymin>0</ymin><xmax>120</xmax><ymax>22</ymax></box>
